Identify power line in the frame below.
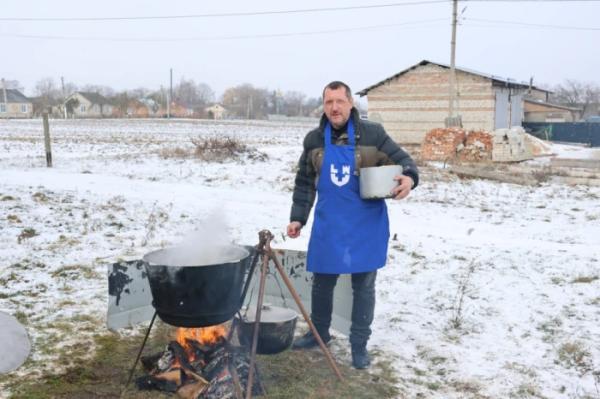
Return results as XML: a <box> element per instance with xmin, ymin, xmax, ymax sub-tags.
<box><xmin>465</xmin><ymin>17</ymin><xmax>600</xmax><ymax>30</ymax></box>
<box><xmin>0</xmin><ymin>18</ymin><xmax>448</xmax><ymax>42</ymax></box>
<box><xmin>2</xmin><ymin>0</ymin><xmax>598</xmax><ymax>23</ymax></box>
<box><xmin>0</xmin><ymin>1</ymin><xmax>449</xmax><ymax>22</ymax></box>
<box><xmin>464</xmin><ymin>0</ymin><xmax>600</xmax><ymax>2</ymax></box>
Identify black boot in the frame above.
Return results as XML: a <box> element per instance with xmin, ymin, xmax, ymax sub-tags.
<box><xmin>292</xmin><ymin>330</ymin><xmax>331</xmax><ymax>350</ymax></box>
<box><xmin>351</xmin><ymin>344</ymin><xmax>371</xmax><ymax>369</ymax></box>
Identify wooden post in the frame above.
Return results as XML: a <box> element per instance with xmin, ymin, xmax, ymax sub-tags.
<box><xmin>42</xmin><ymin>112</ymin><xmax>52</xmax><ymax>167</ymax></box>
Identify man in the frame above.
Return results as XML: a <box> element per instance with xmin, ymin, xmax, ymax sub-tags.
<box><xmin>286</xmin><ymin>81</ymin><xmax>418</xmax><ymax>369</ymax></box>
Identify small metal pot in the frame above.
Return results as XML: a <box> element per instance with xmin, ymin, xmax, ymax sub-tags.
<box><xmin>359</xmin><ymin>164</ymin><xmax>402</xmax><ymax>199</ymax></box>
<box><xmin>236</xmin><ymin>305</ymin><xmax>297</xmax><ymax>354</ymax></box>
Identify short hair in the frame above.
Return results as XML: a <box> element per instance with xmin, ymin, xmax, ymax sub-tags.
<box><xmin>322</xmin><ymin>81</ymin><xmax>353</xmax><ymax>101</ymax></box>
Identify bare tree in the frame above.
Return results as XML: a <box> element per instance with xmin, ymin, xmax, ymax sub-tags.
<box><xmin>304</xmin><ymin>97</ymin><xmax>321</xmax><ymax>117</ymax></box>
<box><xmin>62</xmin><ymin>81</ymin><xmax>78</xmax><ymax>100</ymax></box>
<box><xmin>112</xmin><ymin>91</ymin><xmax>131</xmax><ymax>116</ymax></box>
<box><xmin>2</xmin><ymin>79</ymin><xmax>24</xmax><ymax>92</ymax></box>
<box><xmin>221</xmin><ymin>83</ymin><xmax>269</xmax><ymax>119</ymax></box>
<box><xmin>64</xmin><ymin>97</ymin><xmax>80</xmax><ymax>117</ymax></box>
<box><xmin>552</xmin><ymin>80</ymin><xmax>600</xmax><ymax>118</ymax></box>
<box><xmin>81</xmin><ymin>84</ymin><xmax>115</xmax><ymax>98</ymax></box>
<box><xmin>196</xmin><ymin>82</ymin><xmax>215</xmax><ymax>105</ymax></box>
<box><xmin>130</xmin><ymin>87</ymin><xmax>152</xmax><ymax>100</ymax></box>
<box><xmin>283</xmin><ymin>91</ymin><xmax>306</xmax><ymax>116</ymax></box>
<box><xmin>173</xmin><ymin>78</ymin><xmax>215</xmax><ymax>112</ymax></box>
<box><xmin>35</xmin><ymin>77</ymin><xmax>60</xmax><ymax>102</ymax></box>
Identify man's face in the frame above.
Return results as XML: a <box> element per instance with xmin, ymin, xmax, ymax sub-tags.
<box><xmin>323</xmin><ymin>87</ymin><xmax>353</xmax><ymax>129</ymax></box>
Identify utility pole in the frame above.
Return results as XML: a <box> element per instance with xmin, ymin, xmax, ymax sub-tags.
<box><xmin>1</xmin><ymin>79</ymin><xmax>7</xmax><ymax>117</ymax></box>
<box><xmin>247</xmin><ymin>95</ymin><xmax>252</xmax><ymax>119</ymax></box>
<box><xmin>167</xmin><ymin>68</ymin><xmax>173</xmax><ymax>119</ymax></box>
<box><xmin>61</xmin><ymin>76</ymin><xmax>67</xmax><ymax>119</ymax></box>
<box><xmin>445</xmin><ymin>0</ymin><xmax>462</xmax><ymax>128</ymax></box>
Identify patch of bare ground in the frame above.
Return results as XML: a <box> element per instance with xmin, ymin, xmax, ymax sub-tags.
<box><xmin>2</xmin><ymin>321</ymin><xmax>399</xmax><ymax>399</ymax></box>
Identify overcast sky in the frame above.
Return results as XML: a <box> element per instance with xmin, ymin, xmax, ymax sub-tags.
<box><xmin>2</xmin><ymin>0</ymin><xmax>599</xmax><ymax>100</ymax></box>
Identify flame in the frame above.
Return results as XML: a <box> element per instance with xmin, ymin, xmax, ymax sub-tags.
<box><xmin>175</xmin><ymin>325</ymin><xmax>227</xmax><ymax>361</ymax></box>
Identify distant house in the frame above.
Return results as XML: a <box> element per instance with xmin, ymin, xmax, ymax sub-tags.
<box><xmin>125</xmin><ymin>99</ymin><xmax>150</xmax><ymax>118</ymax></box>
<box><xmin>523</xmin><ymin>98</ymin><xmax>582</xmax><ymax>122</ymax></box>
<box><xmin>139</xmin><ymin>98</ymin><xmax>162</xmax><ymax>117</ymax></box>
<box><xmin>0</xmin><ymin>88</ymin><xmax>33</xmax><ymax>119</ymax></box>
<box><xmin>205</xmin><ymin>103</ymin><xmax>227</xmax><ymax>120</ymax></box>
<box><xmin>357</xmin><ymin>60</ymin><xmax>541</xmax><ymax>143</ymax></box>
<box><xmin>64</xmin><ymin>92</ymin><xmax>114</xmax><ymax>118</ymax></box>
<box><xmin>169</xmin><ymin>102</ymin><xmax>194</xmax><ymax>118</ymax></box>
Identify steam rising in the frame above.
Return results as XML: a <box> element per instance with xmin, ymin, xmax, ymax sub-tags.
<box><xmin>144</xmin><ymin>209</ymin><xmax>248</xmax><ymax>267</ymax></box>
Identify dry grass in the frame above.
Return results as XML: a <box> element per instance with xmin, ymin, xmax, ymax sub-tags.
<box><xmin>557</xmin><ymin>341</ymin><xmax>592</xmax><ymax>374</ymax></box>
<box><xmin>158</xmin><ymin>136</ymin><xmax>268</xmax><ymax>163</ymax></box>
<box><xmin>158</xmin><ymin>146</ymin><xmax>189</xmax><ymax>159</ymax></box>
<box><xmin>17</xmin><ymin>228</ymin><xmax>38</xmax><ymax>244</ymax></box>
<box><xmin>191</xmin><ymin>136</ymin><xmax>267</xmax><ymax>162</ymax></box>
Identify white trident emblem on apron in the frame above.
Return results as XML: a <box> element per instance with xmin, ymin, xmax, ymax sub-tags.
<box><xmin>330</xmin><ymin>164</ymin><xmax>350</xmax><ymax>187</ymax></box>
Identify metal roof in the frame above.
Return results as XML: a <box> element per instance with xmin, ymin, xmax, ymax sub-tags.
<box><xmin>1</xmin><ymin>89</ymin><xmax>30</xmax><ymax>103</ymax></box>
<box><xmin>76</xmin><ymin>91</ymin><xmax>111</xmax><ymax>105</ymax></box>
<box><xmin>524</xmin><ymin>98</ymin><xmax>582</xmax><ymax>112</ymax></box>
<box><xmin>356</xmin><ymin>59</ymin><xmax>548</xmax><ymax>96</ymax></box>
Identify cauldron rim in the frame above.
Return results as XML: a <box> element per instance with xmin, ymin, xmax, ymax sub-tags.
<box><xmin>143</xmin><ymin>244</ymin><xmax>249</xmax><ymax>268</ymax></box>
<box><xmin>238</xmin><ymin>305</ymin><xmax>298</xmax><ymax>324</ymax></box>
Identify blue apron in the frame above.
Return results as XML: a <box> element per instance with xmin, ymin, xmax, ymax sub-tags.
<box><xmin>307</xmin><ymin>119</ymin><xmax>390</xmax><ymax>274</ymax></box>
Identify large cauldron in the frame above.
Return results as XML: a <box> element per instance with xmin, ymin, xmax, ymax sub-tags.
<box><xmin>143</xmin><ymin>245</ymin><xmax>252</xmax><ymax>327</ymax></box>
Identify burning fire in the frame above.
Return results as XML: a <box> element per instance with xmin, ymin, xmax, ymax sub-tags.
<box><xmin>175</xmin><ymin>325</ymin><xmax>227</xmax><ymax>361</ymax></box>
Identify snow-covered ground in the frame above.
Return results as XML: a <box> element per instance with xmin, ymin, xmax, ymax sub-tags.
<box><xmin>1</xmin><ymin>118</ymin><xmax>600</xmax><ymax>398</ymax></box>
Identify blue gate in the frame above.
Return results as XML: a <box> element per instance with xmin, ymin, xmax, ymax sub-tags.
<box><xmin>523</xmin><ymin>122</ymin><xmax>600</xmax><ymax>147</ymax></box>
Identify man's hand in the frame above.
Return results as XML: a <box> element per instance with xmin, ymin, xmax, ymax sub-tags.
<box><xmin>391</xmin><ymin>175</ymin><xmax>414</xmax><ymax>200</ymax></box>
<box><xmin>287</xmin><ymin>221</ymin><xmax>302</xmax><ymax>238</ymax></box>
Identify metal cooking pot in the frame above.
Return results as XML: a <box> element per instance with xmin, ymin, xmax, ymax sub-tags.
<box><xmin>236</xmin><ymin>305</ymin><xmax>297</xmax><ymax>354</ymax></box>
<box><xmin>359</xmin><ymin>164</ymin><xmax>402</xmax><ymax>200</ymax></box>
<box><xmin>143</xmin><ymin>244</ymin><xmax>251</xmax><ymax>327</ymax></box>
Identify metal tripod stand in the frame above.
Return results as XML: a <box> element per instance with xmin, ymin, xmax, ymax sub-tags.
<box><xmin>243</xmin><ymin>229</ymin><xmax>343</xmax><ymax>399</ymax></box>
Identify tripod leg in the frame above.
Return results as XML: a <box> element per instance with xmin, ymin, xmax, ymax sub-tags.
<box><xmin>269</xmin><ymin>251</ymin><xmax>343</xmax><ymax>381</ymax></box>
<box><xmin>245</xmin><ymin>251</ymin><xmax>269</xmax><ymax>399</ymax></box>
<box><xmin>122</xmin><ymin>311</ymin><xmax>157</xmax><ymax>395</ymax></box>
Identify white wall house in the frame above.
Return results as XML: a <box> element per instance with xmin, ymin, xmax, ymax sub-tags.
<box><xmin>64</xmin><ymin>92</ymin><xmax>114</xmax><ymax>118</ymax></box>
<box><xmin>0</xmin><ymin>88</ymin><xmax>33</xmax><ymax>119</ymax></box>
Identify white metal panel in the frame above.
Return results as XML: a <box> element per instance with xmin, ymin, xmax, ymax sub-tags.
<box><xmin>495</xmin><ymin>89</ymin><xmax>509</xmax><ymax>129</ymax></box>
<box><xmin>511</xmin><ymin>93</ymin><xmax>524</xmax><ymax>127</ymax></box>
<box><xmin>107</xmin><ymin>249</ymin><xmax>354</xmax><ymax>336</ymax></box>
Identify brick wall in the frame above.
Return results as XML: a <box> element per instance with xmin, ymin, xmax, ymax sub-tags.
<box><xmin>421</xmin><ymin>128</ymin><xmax>493</xmax><ymax>162</ymax></box>
<box><xmin>421</xmin><ymin>128</ymin><xmax>467</xmax><ymax>161</ymax></box>
<box><xmin>367</xmin><ymin>64</ymin><xmax>496</xmax><ymax>143</ymax></box>
<box><xmin>492</xmin><ymin>128</ymin><xmax>533</xmax><ymax>162</ymax></box>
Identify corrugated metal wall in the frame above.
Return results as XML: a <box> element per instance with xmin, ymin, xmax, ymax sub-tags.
<box><xmin>523</xmin><ymin>122</ymin><xmax>600</xmax><ymax>147</ymax></box>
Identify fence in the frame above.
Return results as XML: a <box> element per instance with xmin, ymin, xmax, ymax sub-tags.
<box><xmin>523</xmin><ymin>122</ymin><xmax>600</xmax><ymax>147</ymax></box>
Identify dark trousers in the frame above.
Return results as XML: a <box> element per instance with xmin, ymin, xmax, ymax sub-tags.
<box><xmin>310</xmin><ymin>271</ymin><xmax>377</xmax><ymax>346</ymax></box>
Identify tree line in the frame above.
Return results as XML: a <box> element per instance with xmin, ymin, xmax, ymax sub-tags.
<box><xmin>4</xmin><ymin>77</ymin><xmax>599</xmax><ymax>119</ymax></box>
<box><xmin>551</xmin><ymin>80</ymin><xmax>600</xmax><ymax>118</ymax></box>
<box><xmin>5</xmin><ymin>77</ymin><xmax>322</xmax><ymax>119</ymax></box>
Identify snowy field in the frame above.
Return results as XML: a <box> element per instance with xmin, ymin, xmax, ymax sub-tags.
<box><xmin>1</xmin><ymin>118</ymin><xmax>600</xmax><ymax>398</ymax></box>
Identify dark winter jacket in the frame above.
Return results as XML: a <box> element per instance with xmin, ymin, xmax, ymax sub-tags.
<box><xmin>290</xmin><ymin>108</ymin><xmax>419</xmax><ymax>225</ymax></box>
